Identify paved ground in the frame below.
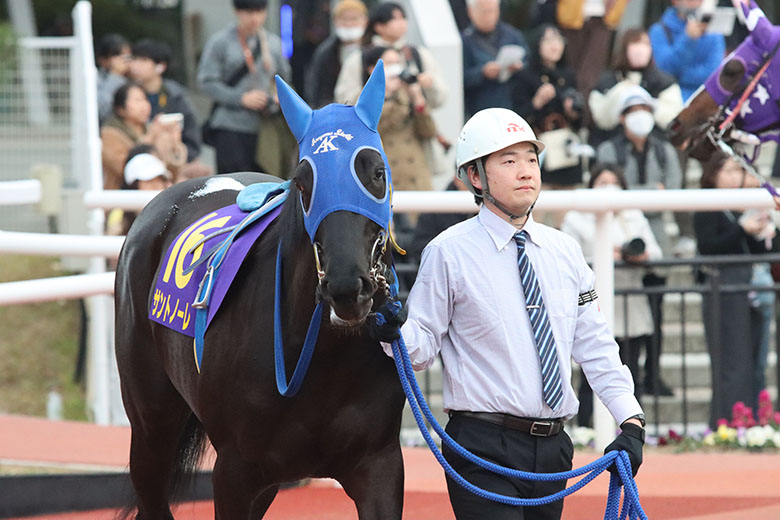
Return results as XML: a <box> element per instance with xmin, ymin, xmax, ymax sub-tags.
<box><xmin>3</xmin><ymin>414</ymin><xmax>780</xmax><ymax>519</ymax></box>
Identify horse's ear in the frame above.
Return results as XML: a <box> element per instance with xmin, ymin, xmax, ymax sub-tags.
<box><xmin>733</xmin><ymin>0</ymin><xmax>773</xmax><ymax>45</ymax></box>
<box><xmin>275</xmin><ymin>74</ymin><xmax>313</xmax><ymax>142</ymax></box>
<box><xmin>354</xmin><ymin>59</ymin><xmax>385</xmax><ymax>131</ymax></box>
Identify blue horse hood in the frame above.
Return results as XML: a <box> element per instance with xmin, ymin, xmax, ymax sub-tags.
<box><xmin>275</xmin><ymin>61</ymin><xmax>392</xmax><ymax>242</ymax></box>
<box><xmin>297</xmin><ymin>104</ymin><xmax>391</xmax><ymax>240</ymax></box>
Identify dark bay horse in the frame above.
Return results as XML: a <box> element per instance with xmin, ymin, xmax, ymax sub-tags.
<box><xmin>668</xmin><ymin>0</ymin><xmax>780</xmax><ymax>165</ymax></box>
<box><xmin>114</xmin><ymin>64</ymin><xmax>406</xmax><ymax>519</ymax></box>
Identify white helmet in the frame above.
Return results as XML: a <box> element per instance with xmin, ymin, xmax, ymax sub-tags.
<box><xmin>455</xmin><ymin>108</ymin><xmax>545</xmax><ymax>197</ymax></box>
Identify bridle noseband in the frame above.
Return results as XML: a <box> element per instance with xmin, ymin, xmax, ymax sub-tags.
<box><xmin>312</xmin><ymin>228</ymin><xmax>392</xmax><ymax>298</ymax></box>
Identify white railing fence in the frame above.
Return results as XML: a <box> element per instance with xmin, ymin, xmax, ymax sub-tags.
<box><xmin>3</xmin><ymin>186</ymin><xmax>778</xmax><ymax>442</ymax></box>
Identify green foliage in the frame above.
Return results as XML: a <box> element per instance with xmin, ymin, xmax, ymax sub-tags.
<box><xmin>0</xmin><ymin>256</ymin><xmax>85</xmax><ymax>421</ymax></box>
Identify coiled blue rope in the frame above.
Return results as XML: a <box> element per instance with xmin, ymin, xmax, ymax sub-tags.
<box><xmin>380</xmin><ymin>300</ymin><xmax>648</xmax><ymax>519</ymax></box>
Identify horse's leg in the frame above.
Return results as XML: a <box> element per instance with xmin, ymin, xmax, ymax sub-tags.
<box><xmin>120</xmin><ymin>345</ymin><xmax>193</xmax><ymax>520</ymax></box>
<box><xmin>337</xmin><ymin>444</ymin><xmax>404</xmax><ymax>520</ymax></box>
<box><xmin>212</xmin><ymin>447</ymin><xmax>275</xmax><ymax>519</ymax></box>
<box><xmin>126</xmin><ymin>385</ymin><xmax>192</xmax><ymax>520</ymax></box>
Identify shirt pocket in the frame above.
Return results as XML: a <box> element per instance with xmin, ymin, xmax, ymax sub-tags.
<box><xmin>546</xmin><ymin>290</ymin><xmax>577</xmax><ymax>346</ymax></box>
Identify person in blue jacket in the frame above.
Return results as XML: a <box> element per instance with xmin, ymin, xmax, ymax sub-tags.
<box><xmin>648</xmin><ymin>0</ymin><xmax>725</xmax><ymax>102</ymax></box>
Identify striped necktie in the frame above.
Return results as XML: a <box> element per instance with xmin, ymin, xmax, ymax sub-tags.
<box><xmin>514</xmin><ymin>230</ymin><xmax>563</xmax><ymax>411</ymax></box>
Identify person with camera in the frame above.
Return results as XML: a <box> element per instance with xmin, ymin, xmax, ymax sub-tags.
<box><xmin>561</xmin><ymin>163</ymin><xmax>662</xmax><ymax>426</ymax></box>
<box><xmin>648</xmin><ymin>0</ymin><xmax>725</xmax><ymax>102</ymax></box>
<box><xmin>514</xmin><ymin>24</ymin><xmax>590</xmax><ymax>192</ymax></box>
<box><xmin>197</xmin><ymin>0</ymin><xmax>291</xmax><ymax>174</ymax></box>
<box><xmin>333</xmin><ymin>2</ymin><xmax>447</xmax><ymax>108</ymax></box>
<box><xmin>362</xmin><ymin>46</ymin><xmax>435</xmax><ymax>193</ymax></box>
<box><xmin>588</xmin><ymin>28</ymin><xmax>682</xmax><ymax>148</ymax></box>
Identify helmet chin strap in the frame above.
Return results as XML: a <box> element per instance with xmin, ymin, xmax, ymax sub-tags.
<box><xmin>474</xmin><ymin>159</ymin><xmax>536</xmax><ymax>222</ymax></box>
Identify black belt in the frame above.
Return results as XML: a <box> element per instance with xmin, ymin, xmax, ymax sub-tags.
<box><xmin>449</xmin><ymin>411</ymin><xmax>564</xmax><ymax>437</ymax></box>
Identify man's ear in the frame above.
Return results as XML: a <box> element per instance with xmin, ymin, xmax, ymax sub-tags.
<box><xmin>467</xmin><ymin>164</ymin><xmax>483</xmax><ymax>191</ymax></box>
<box><xmin>155</xmin><ymin>63</ymin><xmax>167</xmax><ymax>75</ymax></box>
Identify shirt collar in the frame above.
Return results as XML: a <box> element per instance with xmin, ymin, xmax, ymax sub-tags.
<box><xmin>478</xmin><ymin>205</ymin><xmax>544</xmax><ymax>251</ymax></box>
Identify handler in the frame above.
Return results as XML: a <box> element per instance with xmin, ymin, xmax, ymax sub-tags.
<box><xmin>373</xmin><ymin>108</ymin><xmax>645</xmax><ymax>519</ymax></box>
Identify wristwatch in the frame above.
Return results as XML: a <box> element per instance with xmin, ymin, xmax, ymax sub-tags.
<box><xmin>623</xmin><ymin>413</ymin><xmax>646</xmax><ymax>428</ymax></box>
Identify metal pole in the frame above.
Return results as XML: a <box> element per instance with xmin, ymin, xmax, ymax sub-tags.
<box><xmin>593</xmin><ymin>211</ymin><xmax>616</xmax><ymax>449</ymax></box>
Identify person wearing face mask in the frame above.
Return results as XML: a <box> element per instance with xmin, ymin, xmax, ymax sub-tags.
<box><xmin>588</xmin><ymin>28</ymin><xmax>682</xmax><ymax>148</ymax></box>
<box><xmin>305</xmin><ymin>0</ymin><xmax>368</xmax><ymax>108</ymax></box>
<box><xmin>648</xmin><ymin>0</ymin><xmax>725</xmax><ymax>102</ymax></box>
<box><xmin>362</xmin><ymin>46</ymin><xmax>435</xmax><ymax>193</ymax></box>
<box><xmin>334</xmin><ymin>2</ymin><xmax>447</xmax><ymax>108</ymax></box>
<box><xmin>596</xmin><ymin>86</ymin><xmax>681</xmax><ymax>253</ymax></box>
<box><xmin>561</xmin><ymin>163</ymin><xmax>662</xmax><ymax>426</ymax></box>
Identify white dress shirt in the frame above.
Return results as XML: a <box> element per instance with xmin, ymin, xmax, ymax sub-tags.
<box><xmin>385</xmin><ymin>205</ymin><xmax>642</xmax><ymax>424</ymax></box>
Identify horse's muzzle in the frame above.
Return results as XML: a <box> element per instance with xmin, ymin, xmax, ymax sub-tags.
<box><xmin>320</xmin><ymin>275</ymin><xmax>375</xmax><ymax>326</ymax></box>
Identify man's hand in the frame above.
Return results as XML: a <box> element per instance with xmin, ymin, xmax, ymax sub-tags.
<box><xmin>685</xmin><ymin>18</ymin><xmax>706</xmax><ymax>39</ymax></box>
<box><xmin>482</xmin><ymin>61</ymin><xmax>501</xmax><ymax>80</ymax></box>
<box><xmin>366</xmin><ymin>301</ymin><xmax>408</xmax><ymax>343</ymax></box>
<box><xmin>603</xmin><ymin>423</ymin><xmax>644</xmax><ymax>477</ymax></box>
<box><xmin>241</xmin><ymin>89</ymin><xmax>269</xmax><ymax>111</ymax></box>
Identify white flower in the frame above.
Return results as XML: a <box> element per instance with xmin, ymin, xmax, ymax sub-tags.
<box><xmin>772</xmin><ymin>430</ymin><xmax>780</xmax><ymax>448</ymax></box>
<box><xmin>745</xmin><ymin>426</ymin><xmax>772</xmax><ymax>448</ymax></box>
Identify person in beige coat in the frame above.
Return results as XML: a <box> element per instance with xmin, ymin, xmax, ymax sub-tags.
<box><xmin>364</xmin><ymin>46</ymin><xmax>435</xmax><ymax>192</ymax></box>
<box><xmin>101</xmin><ymin>82</ymin><xmax>186</xmax><ymax>190</ymax></box>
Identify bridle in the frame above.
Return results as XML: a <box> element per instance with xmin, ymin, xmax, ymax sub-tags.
<box><xmin>312</xmin><ymin>228</ymin><xmax>393</xmax><ymax>299</ymax></box>
<box><xmin>702</xmin><ymin>38</ymin><xmax>780</xmax><ymax>196</ymax></box>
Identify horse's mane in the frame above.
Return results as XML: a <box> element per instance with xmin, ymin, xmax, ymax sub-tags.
<box><xmin>277</xmin><ymin>175</ymin><xmax>306</xmax><ymax>259</ymax></box>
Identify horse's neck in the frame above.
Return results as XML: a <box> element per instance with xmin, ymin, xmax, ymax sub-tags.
<box><xmin>281</xmin><ymin>239</ymin><xmax>320</xmax><ymax>330</ymax></box>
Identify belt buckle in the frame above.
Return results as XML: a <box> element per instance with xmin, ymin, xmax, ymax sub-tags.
<box><xmin>530</xmin><ymin>420</ymin><xmax>553</xmax><ymax>436</ymax></box>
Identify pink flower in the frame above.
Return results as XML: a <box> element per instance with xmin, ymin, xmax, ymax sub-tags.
<box><xmin>717</xmin><ymin>418</ymin><xmax>729</xmax><ymax>427</ymax></box>
<box><xmin>758</xmin><ymin>389</ymin><xmax>772</xmax><ymax>406</ymax></box>
<box><xmin>773</xmin><ymin>412</ymin><xmax>780</xmax><ymax>426</ymax></box>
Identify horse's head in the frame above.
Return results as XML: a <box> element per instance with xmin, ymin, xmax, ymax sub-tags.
<box><xmin>276</xmin><ymin>62</ymin><xmax>392</xmax><ymax>327</ymax></box>
<box><xmin>668</xmin><ymin>0</ymin><xmax>780</xmax><ymax>160</ymax></box>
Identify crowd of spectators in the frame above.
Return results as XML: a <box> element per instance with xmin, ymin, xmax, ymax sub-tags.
<box><xmin>94</xmin><ymin>0</ymin><xmax>780</xmax><ymax>428</ymax></box>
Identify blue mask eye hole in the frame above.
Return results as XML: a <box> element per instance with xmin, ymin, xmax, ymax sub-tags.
<box><xmin>718</xmin><ymin>59</ymin><xmax>745</xmax><ymax>93</ymax></box>
<box><xmin>295</xmin><ymin>160</ymin><xmax>315</xmax><ymax>213</ymax></box>
<box><xmin>352</xmin><ymin>147</ymin><xmax>387</xmax><ymax>200</ymax></box>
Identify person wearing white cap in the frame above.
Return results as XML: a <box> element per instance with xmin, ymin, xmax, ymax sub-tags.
<box><xmin>595</xmin><ymin>84</ymin><xmax>682</xmax><ymax>254</ymax></box>
<box><xmin>371</xmin><ymin>108</ymin><xmax>644</xmax><ymax>519</ymax></box>
<box><xmin>123</xmin><ymin>151</ymin><xmax>173</xmax><ymax>191</ymax></box>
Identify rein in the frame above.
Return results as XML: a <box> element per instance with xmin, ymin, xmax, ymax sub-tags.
<box><xmin>379</xmin><ymin>291</ymin><xmax>648</xmax><ymax>518</ymax></box>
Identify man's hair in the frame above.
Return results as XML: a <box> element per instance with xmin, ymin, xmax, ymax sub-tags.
<box><xmin>132</xmin><ymin>38</ymin><xmax>172</xmax><ymax>65</ymax></box>
<box><xmin>333</xmin><ymin>0</ymin><xmax>367</xmax><ymax>18</ymax></box>
<box><xmin>233</xmin><ymin>0</ymin><xmax>268</xmax><ymax>10</ymax></box>
<box><xmin>95</xmin><ymin>33</ymin><xmax>129</xmax><ymax>60</ymax></box>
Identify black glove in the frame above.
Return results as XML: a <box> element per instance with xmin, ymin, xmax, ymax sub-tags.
<box><xmin>366</xmin><ymin>300</ymin><xmax>408</xmax><ymax>342</ymax></box>
<box><xmin>603</xmin><ymin>423</ymin><xmax>644</xmax><ymax>477</ymax></box>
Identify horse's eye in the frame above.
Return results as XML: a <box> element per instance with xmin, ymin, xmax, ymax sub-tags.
<box><xmin>373</xmin><ymin>167</ymin><xmax>385</xmax><ymax>181</ymax></box>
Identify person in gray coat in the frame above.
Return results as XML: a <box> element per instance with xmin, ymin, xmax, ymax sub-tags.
<box><xmin>197</xmin><ymin>0</ymin><xmax>291</xmax><ymax>174</ymax></box>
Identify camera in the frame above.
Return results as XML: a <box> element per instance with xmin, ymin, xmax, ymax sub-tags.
<box><xmin>562</xmin><ymin>87</ymin><xmax>584</xmax><ymax>113</ymax></box>
<box><xmin>621</xmin><ymin>237</ymin><xmax>646</xmax><ymax>261</ymax></box>
<box><xmin>399</xmin><ymin>68</ymin><xmax>418</xmax><ymax>84</ymax></box>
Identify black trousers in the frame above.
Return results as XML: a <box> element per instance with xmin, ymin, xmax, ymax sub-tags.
<box><xmin>213</xmin><ymin>128</ymin><xmax>262</xmax><ymax>174</ymax></box>
<box><xmin>442</xmin><ymin>414</ymin><xmax>573</xmax><ymax>520</ymax></box>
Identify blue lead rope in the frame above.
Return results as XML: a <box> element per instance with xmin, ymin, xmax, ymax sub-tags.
<box><xmin>381</xmin><ymin>298</ymin><xmax>648</xmax><ymax>519</ymax></box>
